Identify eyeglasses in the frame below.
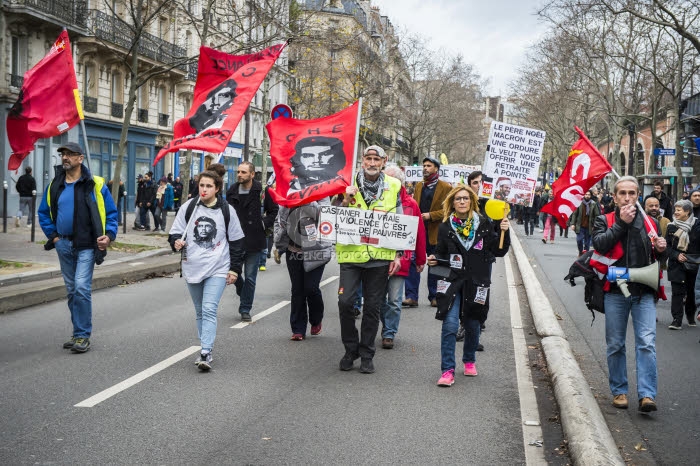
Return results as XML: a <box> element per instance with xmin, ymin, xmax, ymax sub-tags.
<box><xmin>60</xmin><ymin>151</ymin><xmax>81</xmax><ymax>158</ymax></box>
<box><xmin>454</xmin><ymin>197</ymin><xmax>470</xmax><ymax>203</ymax></box>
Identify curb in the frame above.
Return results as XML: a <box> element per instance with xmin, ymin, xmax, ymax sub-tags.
<box><xmin>0</xmin><ymin>254</ymin><xmax>181</xmax><ymax>314</ymax></box>
<box><xmin>510</xmin><ymin>232</ymin><xmax>624</xmax><ymax>466</ymax></box>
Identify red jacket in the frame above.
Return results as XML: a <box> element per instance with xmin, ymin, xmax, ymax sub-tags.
<box><xmin>398</xmin><ymin>187</ymin><xmax>426</xmax><ymax>277</ymax></box>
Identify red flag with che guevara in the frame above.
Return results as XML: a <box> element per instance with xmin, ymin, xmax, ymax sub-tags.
<box><xmin>153</xmin><ymin>43</ymin><xmax>285</xmax><ymax>165</ymax></box>
<box><xmin>541</xmin><ymin>126</ymin><xmax>612</xmax><ymax>228</ymax></box>
<box><xmin>7</xmin><ymin>30</ymin><xmax>82</xmax><ymax>170</ymax></box>
<box><xmin>267</xmin><ymin>101</ymin><xmax>360</xmax><ymax>208</ymax></box>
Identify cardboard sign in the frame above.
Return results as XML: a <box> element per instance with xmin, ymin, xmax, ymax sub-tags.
<box><xmin>403</xmin><ymin>164</ymin><xmax>482</xmax><ymax>183</ymax></box>
<box><xmin>481</xmin><ymin>122</ymin><xmax>545</xmax><ymax>207</ymax></box>
<box><xmin>318</xmin><ymin>206</ymin><xmax>418</xmax><ymax>250</ymax></box>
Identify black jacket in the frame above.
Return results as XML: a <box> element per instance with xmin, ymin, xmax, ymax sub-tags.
<box><xmin>16</xmin><ymin>173</ymin><xmax>36</xmax><ymax>197</ymax></box>
<box><xmin>434</xmin><ymin>215</ymin><xmax>510</xmax><ymax>323</ymax></box>
<box><xmin>644</xmin><ymin>191</ymin><xmax>674</xmax><ymax>221</ymax></box>
<box><xmin>136</xmin><ymin>180</ymin><xmax>157</xmax><ymax>206</ymax></box>
<box><xmin>226</xmin><ymin>180</ymin><xmax>279</xmax><ymax>252</ymax></box>
<box><xmin>592</xmin><ymin>209</ymin><xmax>668</xmax><ymax>296</ymax></box>
<box><xmin>665</xmin><ymin>219</ymin><xmax>700</xmax><ymax>283</ymax></box>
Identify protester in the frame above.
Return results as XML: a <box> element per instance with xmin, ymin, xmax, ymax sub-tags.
<box><xmin>107</xmin><ymin>178</ymin><xmax>126</xmax><ymax>225</ymax></box>
<box><xmin>569</xmin><ymin>189</ymin><xmax>600</xmax><ymax>255</ymax></box>
<box><xmin>591</xmin><ymin>176</ymin><xmax>667</xmax><ymax>412</ymax></box>
<box><xmin>403</xmin><ymin>156</ymin><xmax>451</xmax><ymax>308</ymax></box>
<box><xmin>169</xmin><ymin>169</ymin><xmax>244</xmax><ymax>370</ymax></box>
<box><xmin>665</xmin><ymin>200</ymin><xmax>700</xmax><ymax>330</ymax></box>
<box><xmin>155</xmin><ymin>177</ymin><xmax>174</xmax><ymax>232</ymax></box>
<box><xmin>225</xmin><ymin>161</ymin><xmax>278</xmax><ymax>322</ymax></box>
<box><xmin>522</xmin><ymin>194</ymin><xmax>537</xmax><ymax>236</ymax></box>
<box><xmin>541</xmin><ymin>212</ymin><xmax>556</xmax><ymax>244</ymax></box>
<box><xmin>136</xmin><ymin>173</ymin><xmax>157</xmax><ymax>231</ymax></box>
<box><xmin>644</xmin><ymin>196</ymin><xmax>670</xmax><ymax>237</ymax></box>
<box><xmin>644</xmin><ymin>180</ymin><xmax>674</xmax><ymax>221</ymax></box>
<box><xmin>428</xmin><ymin>185</ymin><xmax>510</xmax><ymax>387</ymax></box>
<box><xmin>538</xmin><ymin>188</ymin><xmax>550</xmax><ymax>230</ymax></box>
<box><xmin>690</xmin><ymin>189</ymin><xmax>700</xmax><ymax>217</ymax></box>
<box><xmin>172</xmin><ymin>176</ymin><xmax>183</xmax><ymax>212</ymax></box>
<box><xmin>38</xmin><ymin>142</ymin><xmax>118</xmax><ymax>353</ymax></box>
<box><xmin>337</xmin><ymin>145</ymin><xmax>402</xmax><ymax>374</ymax></box>
<box><xmin>133</xmin><ymin>174</ymin><xmax>148</xmax><ymax>230</ymax></box>
<box><xmin>380</xmin><ymin>165</ymin><xmax>426</xmax><ymax>349</ymax></box>
<box><xmin>274</xmin><ymin>197</ymin><xmax>333</xmax><ymax>340</ymax></box>
<box><xmin>259</xmin><ymin>182</ymin><xmax>279</xmax><ymax>272</ymax></box>
<box><xmin>15</xmin><ymin>166</ymin><xmax>36</xmax><ymax>227</ymax></box>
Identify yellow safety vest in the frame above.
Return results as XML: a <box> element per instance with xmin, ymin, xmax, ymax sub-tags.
<box><xmin>336</xmin><ymin>175</ymin><xmax>401</xmax><ymax>263</ymax></box>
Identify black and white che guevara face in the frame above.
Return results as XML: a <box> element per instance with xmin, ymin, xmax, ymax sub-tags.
<box><xmin>290</xmin><ymin>136</ymin><xmax>345</xmax><ymax>189</ymax></box>
<box><xmin>188</xmin><ymin>79</ymin><xmax>238</xmax><ymax>133</ymax></box>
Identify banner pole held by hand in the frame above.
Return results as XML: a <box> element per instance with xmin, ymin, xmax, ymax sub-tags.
<box><xmin>499</xmin><ymin>203</ymin><xmax>508</xmax><ymax>249</ymax></box>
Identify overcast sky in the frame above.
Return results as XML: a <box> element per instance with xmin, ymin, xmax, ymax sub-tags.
<box><xmin>371</xmin><ymin>0</ymin><xmax>550</xmax><ymax>96</ymax></box>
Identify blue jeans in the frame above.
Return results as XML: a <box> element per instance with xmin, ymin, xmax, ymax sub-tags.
<box><xmin>604</xmin><ymin>292</ymin><xmax>657</xmax><ymax>400</ymax></box>
<box><xmin>405</xmin><ymin>243</ymin><xmax>437</xmax><ymax>301</ymax></box>
<box><xmin>186</xmin><ymin>276</ymin><xmax>227</xmax><ymax>352</ymax></box>
<box><xmin>239</xmin><ymin>251</ymin><xmax>260</xmax><ymax>314</ymax></box>
<box><xmin>55</xmin><ymin>239</ymin><xmax>95</xmax><ymax>338</ymax></box>
<box><xmin>576</xmin><ymin>226</ymin><xmax>591</xmax><ymax>254</ymax></box>
<box><xmin>380</xmin><ymin>276</ymin><xmax>404</xmax><ymax>339</ymax></box>
<box><xmin>440</xmin><ymin>292</ymin><xmax>481</xmax><ymax>371</ymax></box>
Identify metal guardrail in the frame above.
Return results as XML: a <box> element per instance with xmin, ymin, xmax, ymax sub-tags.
<box><xmin>83</xmin><ymin>96</ymin><xmax>97</xmax><ymax>112</ymax></box>
<box><xmin>111</xmin><ymin>102</ymin><xmax>124</xmax><ymax>118</ymax></box>
<box><xmin>158</xmin><ymin>113</ymin><xmax>169</xmax><ymax>126</ymax></box>
<box><xmin>8</xmin><ymin>0</ymin><xmax>88</xmax><ymax>28</ymax></box>
<box><xmin>138</xmin><ymin>108</ymin><xmax>148</xmax><ymax>123</ymax></box>
<box><xmin>9</xmin><ymin>73</ymin><xmax>24</xmax><ymax>88</ymax></box>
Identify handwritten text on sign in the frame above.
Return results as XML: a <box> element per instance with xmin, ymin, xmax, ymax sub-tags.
<box><xmin>318</xmin><ymin>206</ymin><xmax>418</xmax><ymax>251</ymax></box>
<box><xmin>403</xmin><ymin>164</ymin><xmax>482</xmax><ymax>183</ymax></box>
<box><xmin>481</xmin><ymin>121</ymin><xmax>545</xmax><ymax>207</ymax></box>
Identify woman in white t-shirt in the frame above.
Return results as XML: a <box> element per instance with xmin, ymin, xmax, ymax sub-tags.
<box><xmin>169</xmin><ymin>170</ymin><xmax>245</xmax><ymax>371</ymax></box>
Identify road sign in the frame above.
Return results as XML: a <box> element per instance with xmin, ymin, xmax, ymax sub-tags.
<box><xmin>654</xmin><ymin>148</ymin><xmax>676</xmax><ymax>156</ymax></box>
<box><xmin>661</xmin><ymin>167</ymin><xmax>694</xmax><ymax>176</ymax></box>
<box><xmin>271</xmin><ymin>104</ymin><xmax>293</xmax><ymax>120</ymax></box>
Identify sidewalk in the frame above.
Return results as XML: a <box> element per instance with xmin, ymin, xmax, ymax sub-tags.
<box><xmin>0</xmin><ymin>212</ymin><xmax>181</xmax><ymax>312</ymax></box>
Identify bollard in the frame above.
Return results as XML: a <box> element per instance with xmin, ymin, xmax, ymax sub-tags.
<box><xmin>122</xmin><ymin>195</ymin><xmax>127</xmax><ymax>235</ymax></box>
<box><xmin>31</xmin><ymin>190</ymin><xmax>37</xmax><ymax>242</ymax></box>
<box><xmin>2</xmin><ymin>181</ymin><xmax>7</xmax><ymax>233</ymax></box>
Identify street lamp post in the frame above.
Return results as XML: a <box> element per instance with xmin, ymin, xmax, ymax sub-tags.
<box><xmin>3</xmin><ymin>181</ymin><xmax>7</xmax><ymax>233</ymax></box>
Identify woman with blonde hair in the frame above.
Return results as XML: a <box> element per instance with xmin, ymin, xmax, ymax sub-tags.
<box><xmin>427</xmin><ymin>185</ymin><xmax>510</xmax><ymax>387</ymax></box>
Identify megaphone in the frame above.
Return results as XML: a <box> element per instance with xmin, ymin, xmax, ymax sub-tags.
<box><xmin>607</xmin><ymin>262</ymin><xmax>659</xmax><ymax>298</ymax></box>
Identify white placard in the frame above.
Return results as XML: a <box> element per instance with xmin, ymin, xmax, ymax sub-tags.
<box><xmin>481</xmin><ymin>121</ymin><xmax>545</xmax><ymax>207</ymax></box>
<box><xmin>403</xmin><ymin>164</ymin><xmax>482</xmax><ymax>183</ymax></box>
<box><xmin>318</xmin><ymin>206</ymin><xmax>418</xmax><ymax>251</ymax></box>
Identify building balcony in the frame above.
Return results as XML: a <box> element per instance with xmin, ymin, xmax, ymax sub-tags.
<box><xmin>9</xmin><ymin>73</ymin><xmax>24</xmax><ymax>88</ymax></box>
<box><xmin>187</xmin><ymin>62</ymin><xmax>198</xmax><ymax>81</ymax></box>
<box><xmin>158</xmin><ymin>113</ymin><xmax>169</xmax><ymax>126</ymax></box>
<box><xmin>111</xmin><ymin>102</ymin><xmax>123</xmax><ymax>118</ymax></box>
<box><xmin>88</xmin><ymin>10</ymin><xmax>186</xmax><ymax>72</ymax></box>
<box><xmin>83</xmin><ymin>96</ymin><xmax>97</xmax><ymax>113</ymax></box>
<box><xmin>6</xmin><ymin>0</ymin><xmax>88</xmax><ymax>29</ymax></box>
<box><xmin>137</xmin><ymin>108</ymin><xmax>149</xmax><ymax>123</ymax></box>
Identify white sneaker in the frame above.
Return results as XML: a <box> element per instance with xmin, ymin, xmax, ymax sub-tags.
<box><xmin>15</xmin><ymin>218</ymin><xmax>20</xmax><ymax>228</ymax></box>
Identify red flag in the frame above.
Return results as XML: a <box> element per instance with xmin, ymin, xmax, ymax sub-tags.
<box><xmin>7</xmin><ymin>31</ymin><xmax>82</xmax><ymax>170</ymax></box>
<box><xmin>267</xmin><ymin>101</ymin><xmax>360</xmax><ymax>208</ymax></box>
<box><xmin>541</xmin><ymin>126</ymin><xmax>612</xmax><ymax>228</ymax></box>
<box><xmin>153</xmin><ymin>43</ymin><xmax>285</xmax><ymax>165</ymax></box>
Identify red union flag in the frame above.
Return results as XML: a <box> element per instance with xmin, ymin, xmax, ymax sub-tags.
<box><xmin>153</xmin><ymin>43</ymin><xmax>285</xmax><ymax>165</ymax></box>
<box><xmin>7</xmin><ymin>30</ymin><xmax>82</xmax><ymax>170</ymax></box>
<box><xmin>541</xmin><ymin>126</ymin><xmax>613</xmax><ymax>228</ymax></box>
<box><xmin>267</xmin><ymin>101</ymin><xmax>361</xmax><ymax>207</ymax></box>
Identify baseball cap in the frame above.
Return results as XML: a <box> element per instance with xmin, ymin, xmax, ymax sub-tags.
<box><xmin>57</xmin><ymin>142</ymin><xmax>83</xmax><ymax>154</ymax></box>
<box><xmin>363</xmin><ymin>145</ymin><xmax>386</xmax><ymax>159</ymax></box>
<box><xmin>423</xmin><ymin>156</ymin><xmax>440</xmax><ymax>168</ymax></box>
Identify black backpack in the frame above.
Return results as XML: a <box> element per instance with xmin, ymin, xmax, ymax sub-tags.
<box><xmin>564</xmin><ymin>250</ymin><xmax>605</xmax><ymax>323</ymax></box>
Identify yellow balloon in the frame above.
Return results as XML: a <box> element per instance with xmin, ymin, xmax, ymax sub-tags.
<box><xmin>484</xmin><ymin>199</ymin><xmax>510</xmax><ymax>220</ymax></box>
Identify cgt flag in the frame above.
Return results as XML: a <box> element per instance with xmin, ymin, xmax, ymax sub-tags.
<box><xmin>541</xmin><ymin>126</ymin><xmax>612</xmax><ymax>228</ymax></box>
<box><xmin>7</xmin><ymin>30</ymin><xmax>82</xmax><ymax>170</ymax></box>
<box><xmin>267</xmin><ymin>101</ymin><xmax>361</xmax><ymax>208</ymax></box>
<box><xmin>153</xmin><ymin>43</ymin><xmax>285</xmax><ymax>165</ymax></box>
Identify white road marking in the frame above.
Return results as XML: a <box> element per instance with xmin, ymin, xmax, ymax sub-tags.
<box><xmin>74</xmin><ymin>346</ymin><xmax>201</xmax><ymax>408</ymax></box>
<box><xmin>504</xmin><ymin>255</ymin><xmax>546</xmax><ymax>465</ymax></box>
<box><xmin>128</xmin><ymin>262</ymin><xmax>145</xmax><ymax>266</ymax></box>
<box><xmin>231</xmin><ymin>275</ymin><xmax>339</xmax><ymax>329</ymax></box>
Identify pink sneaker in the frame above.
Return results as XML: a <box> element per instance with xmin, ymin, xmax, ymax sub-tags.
<box><xmin>464</xmin><ymin>362</ymin><xmax>478</xmax><ymax>377</ymax></box>
<box><xmin>310</xmin><ymin>323</ymin><xmax>322</xmax><ymax>335</ymax></box>
<box><xmin>437</xmin><ymin>369</ymin><xmax>455</xmax><ymax>387</ymax></box>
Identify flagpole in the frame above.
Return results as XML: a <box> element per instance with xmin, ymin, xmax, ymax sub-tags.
<box><xmin>609</xmin><ymin>168</ymin><xmax>658</xmax><ymax>239</ymax></box>
<box><xmin>350</xmin><ymin>98</ymin><xmax>363</xmax><ymax>185</ymax></box>
<box><xmin>79</xmin><ymin>119</ymin><xmax>92</xmax><ymax>174</ymax></box>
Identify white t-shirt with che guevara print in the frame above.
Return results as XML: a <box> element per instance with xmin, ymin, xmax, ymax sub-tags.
<box><xmin>170</xmin><ymin>199</ymin><xmax>244</xmax><ymax>284</ymax></box>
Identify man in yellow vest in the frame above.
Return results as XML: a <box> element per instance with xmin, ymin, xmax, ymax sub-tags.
<box><xmin>337</xmin><ymin>145</ymin><xmax>402</xmax><ymax>374</ymax></box>
<box><xmin>38</xmin><ymin>142</ymin><xmax>118</xmax><ymax>353</ymax></box>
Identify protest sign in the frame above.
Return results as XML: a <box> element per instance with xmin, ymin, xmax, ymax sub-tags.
<box><xmin>318</xmin><ymin>206</ymin><xmax>418</xmax><ymax>251</ymax></box>
<box><xmin>481</xmin><ymin>121</ymin><xmax>545</xmax><ymax>207</ymax></box>
<box><xmin>403</xmin><ymin>164</ymin><xmax>481</xmax><ymax>183</ymax></box>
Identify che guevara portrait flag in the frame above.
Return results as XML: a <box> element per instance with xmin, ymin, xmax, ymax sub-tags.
<box><xmin>153</xmin><ymin>43</ymin><xmax>285</xmax><ymax>165</ymax></box>
<box><xmin>267</xmin><ymin>101</ymin><xmax>361</xmax><ymax>208</ymax></box>
<box><xmin>7</xmin><ymin>30</ymin><xmax>82</xmax><ymax>170</ymax></box>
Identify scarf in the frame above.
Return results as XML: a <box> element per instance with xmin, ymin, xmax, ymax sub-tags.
<box><xmin>581</xmin><ymin>198</ymin><xmax>593</xmax><ymax>215</ymax></box>
<box><xmin>450</xmin><ymin>212</ymin><xmax>480</xmax><ymax>251</ymax></box>
<box><xmin>357</xmin><ymin>171</ymin><xmax>384</xmax><ymax>206</ymax></box>
<box><xmin>671</xmin><ymin>214</ymin><xmax>695</xmax><ymax>252</ymax></box>
<box><xmin>423</xmin><ymin>172</ymin><xmax>439</xmax><ymax>189</ymax></box>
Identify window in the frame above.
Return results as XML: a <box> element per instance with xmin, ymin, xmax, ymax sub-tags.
<box><xmin>159</xmin><ymin>17</ymin><xmax>169</xmax><ymax>41</ymax></box>
<box><xmin>111</xmin><ymin>72</ymin><xmax>123</xmax><ymax>103</ymax></box>
<box><xmin>135</xmin><ymin>145</ymin><xmax>150</xmax><ymax>159</ymax></box>
<box><xmin>185</xmin><ymin>30</ymin><xmax>192</xmax><ymax>55</ymax></box>
<box><xmin>84</xmin><ymin>63</ymin><xmax>97</xmax><ymax>97</ymax></box>
<box><xmin>11</xmin><ymin>35</ymin><xmax>27</xmax><ymax>83</ymax></box>
<box><xmin>158</xmin><ymin>86</ymin><xmax>168</xmax><ymax>113</ymax></box>
<box><xmin>88</xmin><ymin>139</ymin><xmax>101</xmax><ymax>155</ymax></box>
